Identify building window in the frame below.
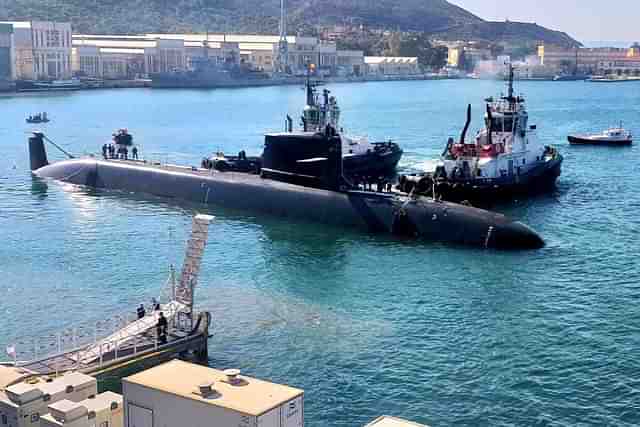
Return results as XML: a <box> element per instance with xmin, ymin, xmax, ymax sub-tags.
<box><xmin>99</xmin><ymin>422</ymin><xmax>109</xmax><ymax>427</ymax></box>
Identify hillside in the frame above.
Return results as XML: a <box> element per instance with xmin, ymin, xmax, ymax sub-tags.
<box><xmin>0</xmin><ymin>0</ymin><xmax>579</xmax><ymax>47</ymax></box>
<box><xmin>433</xmin><ymin>21</ymin><xmax>581</xmax><ymax>47</ymax></box>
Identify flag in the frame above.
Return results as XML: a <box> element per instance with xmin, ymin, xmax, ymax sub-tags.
<box><xmin>6</xmin><ymin>345</ymin><xmax>16</xmax><ymax>359</ymax></box>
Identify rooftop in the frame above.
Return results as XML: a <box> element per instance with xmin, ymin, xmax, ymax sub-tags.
<box><xmin>123</xmin><ymin>360</ymin><xmax>303</xmax><ymax>417</ymax></box>
<box><xmin>364</xmin><ymin>56</ymin><xmax>418</xmax><ymax>65</ymax></box>
<box><xmin>82</xmin><ymin>391</ymin><xmax>122</xmax><ymax>412</ymax></box>
<box><xmin>0</xmin><ymin>365</ymin><xmax>36</xmax><ymax>391</ymax></box>
<box><xmin>0</xmin><ymin>21</ymin><xmax>32</xmax><ymax>29</ymax></box>
<box><xmin>365</xmin><ymin>416</ymin><xmax>430</xmax><ymax>427</ymax></box>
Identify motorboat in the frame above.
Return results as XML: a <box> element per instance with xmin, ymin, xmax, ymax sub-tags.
<box><xmin>26</xmin><ymin>112</ymin><xmax>50</xmax><ymax>124</ymax></box>
<box><xmin>568</xmin><ymin>127</ymin><xmax>633</xmax><ymax>146</ymax></box>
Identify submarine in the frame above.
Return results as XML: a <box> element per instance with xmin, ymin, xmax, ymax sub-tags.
<box><xmin>28</xmin><ymin>129</ymin><xmax>544</xmax><ymax>250</ymax></box>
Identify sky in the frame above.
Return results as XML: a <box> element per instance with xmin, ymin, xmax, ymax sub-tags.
<box><xmin>449</xmin><ymin>0</ymin><xmax>639</xmax><ymax>44</ymax></box>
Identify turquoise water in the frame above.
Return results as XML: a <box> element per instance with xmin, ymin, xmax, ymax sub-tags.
<box><xmin>1</xmin><ymin>80</ymin><xmax>640</xmax><ymax>426</ymax></box>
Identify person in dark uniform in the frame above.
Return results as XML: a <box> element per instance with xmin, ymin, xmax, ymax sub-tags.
<box><xmin>132</xmin><ymin>146</ymin><xmax>138</xmax><ymax>160</ymax></box>
<box><xmin>123</xmin><ymin>147</ymin><xmax>128</xmax><ymax>160</ymax></box>
<box><xmin>102</xmin><ymin>144</ymin><xmax>108</xmax><ymax>159</ymax></box>
<box><xmin>157</xmin><ymin>312</ymin><xmax>168</xmax><ymax>344</ymax></box>
<box><xmin>136</xmin><ymin>304</ymin><xmax>146</xmax><ymax>319</ymax></box>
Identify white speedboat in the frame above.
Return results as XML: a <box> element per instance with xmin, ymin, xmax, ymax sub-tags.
<box><xmin>568</xmin><ymin>127</ymin><xmax>633</xmax><ymax>146</ymax></box>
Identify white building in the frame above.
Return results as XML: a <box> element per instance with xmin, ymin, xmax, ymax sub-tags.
<box><xmin>0</xmin><ymin>21</ymin><xmax>72</xmax><ymax>80</ymax></box>
<box><xmin>337</xmin><ymin>50</ymin><xmax>365</xmax><ymax>76</ymax></box>
<box><xmin>364</xmin><ymin>57</ymin><xmax>420</xmax><ymax>75</ymax></box>
<box><xmin>122</xmin><ymin>360</ymin><xmax>304</xmax><ymax>427</ymax></box>
<box><xmin>0</xmin><ymin>23</ymin><xmax>15</xmax><ymax>82</ymax></box>
<box><xmin>0</xmin><ymin>370</ymin><xmax>97</xmax><ymax>427</ymax></box>
<box><xmin>597</xmin><ymin>57</ymin><xmax>640</xmax><ymax>76</ymax></box>
<box><xmin>73</xmin><ymin>33</ymin><xmax>365</xmax><ymax>77</ymax></box>
<box><xmin>40</xmin><ymin>392</ymin><xmax>123</xmax><ymax>427</ymax></box>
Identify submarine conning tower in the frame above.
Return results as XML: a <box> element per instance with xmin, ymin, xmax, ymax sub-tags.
<box><xmin>29</xmin><ymin>132</ymin><xmax>49</xmax><ymax>171</ymax></box>
<box><xmin>262</xmin><ymin>124</ymin><xmax>345</xmax><ymax>191</ymax></box>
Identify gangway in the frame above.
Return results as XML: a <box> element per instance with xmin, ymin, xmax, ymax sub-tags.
<box><xmin>74</xmin><ymin>301</ymin><xmax>186</xmax><ymax>365</ymax></box>
<box><xmin>2</xmin><ymin>215</ymin><xmax>215</xmax><ymax>377</ymax></box>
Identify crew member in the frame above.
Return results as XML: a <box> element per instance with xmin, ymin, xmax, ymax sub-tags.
<box><xmin>151</xmin><ymin>298</ymin><xmax>160</xmax><ymax>311</ymax></box>
<box><xmin>123</xmin><ymin>147</ymin><xmax>129</xmax><ymax>161</ymax></box>
<box><xmin>136</xmin><ymin>304</ymin><xmax>146</xmax><ymax>319</ymax></box>
<box><xmin>132</xmin><ymin>146</ymin><xmax>138</xmax><ymax>160</ymax></box>
<box><xmin>156</xmin><ymin>312</ymin><xmax>168</xmax><ymax>344</ymax></box>
<box><xmin>102</xmin><ymin>144</ymin><xmax>108</xmax><ymax>159</ymax></box>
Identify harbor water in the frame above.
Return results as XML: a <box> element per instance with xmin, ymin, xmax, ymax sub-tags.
<box><xmin>1</xmin><ymin>80</ymin><xmax>640</xmax><ymax>426</ymax></box>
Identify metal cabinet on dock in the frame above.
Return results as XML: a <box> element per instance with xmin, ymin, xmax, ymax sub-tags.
<box><xmin>0</xmin><ymin>372</ymin><xmax>97</xmax><ymax>427</ymax></box>
<box><xmin>40</xmin><ymin>391</ymin><xmax>123</xmax><ymax>427</ymax></box>
<box><xmin>122</xmin><ymin>360</ymin><xmax>304</xmax><ymax>427</ymax></box>
<box><xmin>364</xmin><ymin>416</ymin><xmax>429</xmax><ymax>427</ymax></box>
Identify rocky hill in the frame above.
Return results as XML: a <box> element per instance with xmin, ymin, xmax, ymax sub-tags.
<box><xmin>0</xmin><ymin>0</ymin><xmax>579</xmax><ymax>47</ymax></box>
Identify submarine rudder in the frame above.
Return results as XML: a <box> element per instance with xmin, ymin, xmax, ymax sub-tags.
<box><xmin>29</xmin><ymin>132</ymin><xmax>48</xmax><ymax>171</ymax></box>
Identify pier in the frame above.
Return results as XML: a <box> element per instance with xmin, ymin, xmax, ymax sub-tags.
<box><xmin>2</xmin><ymin>215</ymin><xmax>214</xmax><ymax>390</ymax></box>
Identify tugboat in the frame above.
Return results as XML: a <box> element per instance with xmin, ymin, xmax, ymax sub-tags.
<box><xmin>568</xmin><ymin>126</ymin><xmax>633</xmax><ymax>146</ymax></box>
<box><xmin>26</xmin><ymin>112</ymin><xmax>50</xmax><ymax>124</ymax></box>
<box><xmin>398</xmin><ymin>65</ymin><xmax>563</xmax><ymax>203</ymax></box>
<box><xmin>298</xmin><ymin>77</ymin><xmax>403</xmax><ymax>177</ymax></box>
<box><xmin>201</xmin><ymin>77</ymin><xmax>403</xmax><ymax>178</ymax></box>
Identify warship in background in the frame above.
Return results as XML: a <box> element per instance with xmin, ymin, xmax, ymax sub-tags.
<box><xmin>150</xmin><ymin>54</ymin><xmax>285</xmax><ymax>89</ymax></box>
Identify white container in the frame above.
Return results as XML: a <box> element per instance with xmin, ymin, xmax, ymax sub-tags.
<box><xmin>122</xmin><ymin>360</ymin><xmax>304</xmax><ymax>427</ymax></box>
<box><xmin>0</xmin><ymin>372</ymin><xmax>97</xmax><ymax>427</ymax></box>
<box><xmin>364</xmin><ymin>416</ymin><xmax>430</xmax><ymax>427</ymax></box>
<box><xmin>40</xmin><ymin>391</ymin><xmax>123</xmax><ymax>427</ymax></box>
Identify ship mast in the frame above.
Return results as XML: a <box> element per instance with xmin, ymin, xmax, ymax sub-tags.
<box><xmin>507</xmin><ymin>63</ymin><xmax>515</xmax><ymax>101</ymax></box>
<box><xmin>275</xmin><ymin>0</ymin><xmax>289</xmax><ymax>75</ymax></box>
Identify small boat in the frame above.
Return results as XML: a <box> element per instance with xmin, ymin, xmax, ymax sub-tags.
<box><xmin>17</xmin><ymin>79</ymin><xmax>81</xmax><ymax>92</ymax></box>
<box><xmin>568</xmin><ymin>127</ymin><xmax>633</xmax><ymax>146</ymax></box>
<box><xmin>26</xmin><ymin>112</ymin><xmax>50</xmax><ymax>124</ymax></box>
<box><xmin>553</xmin><ymin>74</ymin><xmax>589</xmax><ymax>81</ymax></box>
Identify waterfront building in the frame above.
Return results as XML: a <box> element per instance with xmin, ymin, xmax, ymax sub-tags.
<box><xmin>0</xmin><ymin>23</ymin><xmax>15</xmax><ymax>88</ymax></box>
<box><xmin>337</xmin><ymin>50</ymin><xmax>365</xmax><ymax>76</ymax></box>
<box><xmin>364</xmin><ymin>56</ymin><xmax>420</xmax><ymax>75</ymax></box>
<box><xmin>446</xmin><ymin>43</ymin><xmax>492</xmax><ymax>70</ymax></box>
<box><xmin>0</xmin><ymin>21</ymin><xmax>72</xmax><ymax>80</ymax></box>
<box><xmin>73</xmin><ymin>33</ymin><xmax>365</xmax><ymax>77</ymax></box>
<box><xmin>73</xmin><ymin>36</ymin><xmax>187</xmax><ymax>79</ymax></box>
<box><xmin>537</xmin><ymin>44</ymin><xmax>631</xmax><ymax>73</ymax></box>
<box><xmin>597</xmin><ymin>57</ymin><xmax>640</xmax><ymax>76</ymax></box>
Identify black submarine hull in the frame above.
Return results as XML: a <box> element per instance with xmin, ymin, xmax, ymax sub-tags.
<box><xmin>30</xmin><ymin>154</ymin><xmax>544</xmax><ymax>250</ymax></box>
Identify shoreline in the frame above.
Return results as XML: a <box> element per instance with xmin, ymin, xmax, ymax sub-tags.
<box><xmin>0</xmin><ymin>74</ymin><xmax>454</xmax><ymax>94</ymax></box>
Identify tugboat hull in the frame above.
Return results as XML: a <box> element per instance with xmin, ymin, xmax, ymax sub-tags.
<box><xmin>343</xmin><ymin>146</ymin><xmax>403</xmax><ymax>176</ymax></box>
<box><xmin>400</xmin><ymin>156</ymin><xmax>563</xmax><ymax>204</ymax></box>
<box><xmin>442</xmin><ymin>156</ymin><xmax>563</xmax><ymax>202</ymax></box>
<box><xmin>568</xmin><ymin>135</ymin><xmax>632</xmax><ymax>146</ymax></box>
